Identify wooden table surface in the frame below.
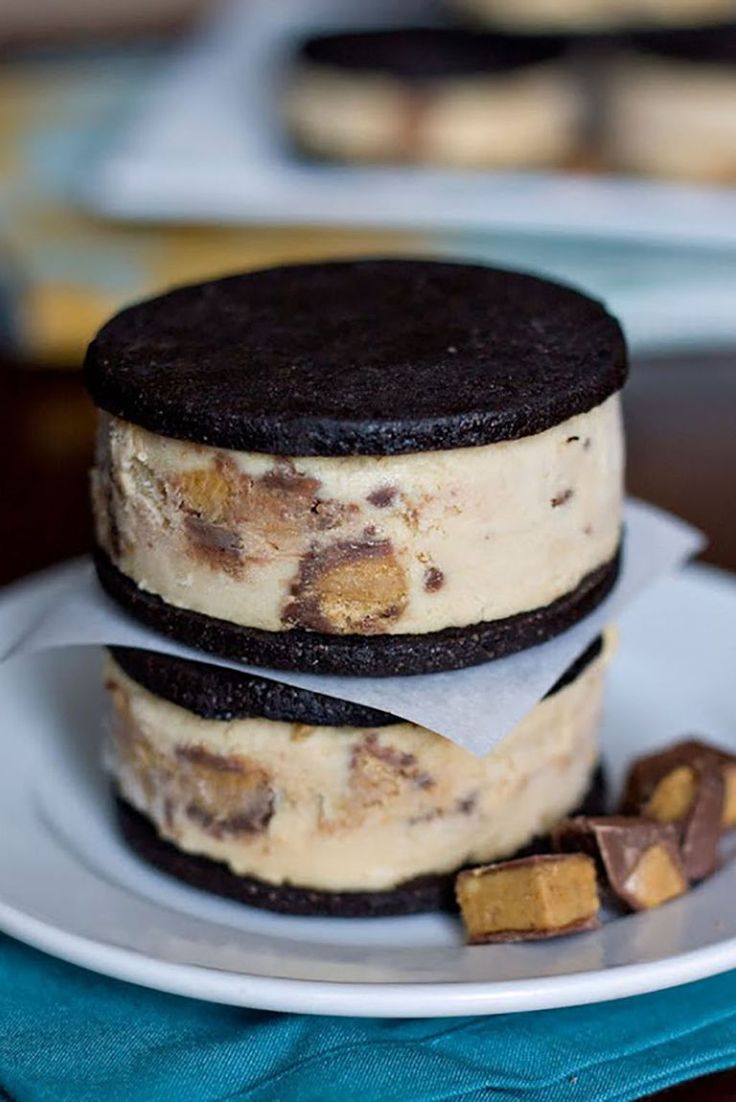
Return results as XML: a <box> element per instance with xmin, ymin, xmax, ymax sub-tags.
<box><xmin>1</xmin><ymin>349</ymin><xmax>734</xmax><ymax>1100</ymax></box>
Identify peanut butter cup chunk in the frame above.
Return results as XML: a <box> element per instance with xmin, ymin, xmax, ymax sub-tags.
<box><xmin>175</xmin><ymin>465</ymin><xmax>238</xmax><ymax>525</ymax></box>
<box><xmin>284</xmin><ymin>538</ymin><xmax>409</xmax><ymax>634</ymax></box>
<box><xmin>84</xmin><ymin>259</ymin><xmax>626</xmax><ymax>456</ymax></box>
<box><xmin>621</xmin><ymin>738</ymin><xmax>736</xmax><ymax>828</ymax></box>
<box><xmin>87</xmin><ymin>260</ymin><xmax>625</xmax><ymax>671</ymax></box>
<box><xmin>456</xmin><ymin>853</ymin><xmax>600</xmax><ymax>944</ymax></box>
<box><xmin>620</xmin><ymin>741</ymin><xmax>726</xmax><ymax>881</ymax></box>
<box><xmin>554</xmin><ymin>816</ymin><xmax>688</xmax><ymax>911</ymax></box>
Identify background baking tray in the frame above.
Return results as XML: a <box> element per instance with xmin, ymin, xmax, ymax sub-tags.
<box><xmin>82</xmin><ymin>0</ymin><xmax>736</xmax><ymax>247</ymax></box>
<box><xmin>75</xmin><ymin>0</ymin><xmax>736</xmax><ymax>352</ymax></box>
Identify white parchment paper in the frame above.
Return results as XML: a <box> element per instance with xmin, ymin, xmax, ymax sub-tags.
<box><xmin>0</xmin><ymin>499</ymin><xmax>703</xmax><ymax>756</ymax></box>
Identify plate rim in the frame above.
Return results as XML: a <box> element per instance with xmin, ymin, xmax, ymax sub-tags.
<box><xmin>2</xmin><ymin>560</ymin><xmax>736</xmax><ymax>1018</ymax></box>
<box><xmin>4</xmin><ymin>895</ymin><xmax>736</xmax><ymax>1018</ymax></box>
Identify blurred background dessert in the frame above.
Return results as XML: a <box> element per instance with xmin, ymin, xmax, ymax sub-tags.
<box><xmin>606</xmin><ymin>26</ymin><xmax>736</xmax><ymax>182</ymax></box>
<box><xmin>285</xmin><ymin>27</ymin><xmax>582</xmax><ymax>168</ymax></box>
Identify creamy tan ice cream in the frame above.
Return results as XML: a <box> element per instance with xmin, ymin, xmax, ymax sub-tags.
<box><xmin>93</xmin><ymin>394</ymin><xmax>623</xmax><ymax>639</ymax></box>
<box><xmin>106</xmin><ymin>640</ymin><xmax>609</xmax><ymax>893</ymax></box>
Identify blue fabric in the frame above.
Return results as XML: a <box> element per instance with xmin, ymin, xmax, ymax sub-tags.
<box><xmin>2</xmin><ymin>935</ymin><xmax>736</xmax><ymax>1102</ymax></box>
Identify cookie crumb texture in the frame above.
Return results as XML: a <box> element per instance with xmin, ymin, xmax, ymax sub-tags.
<box><xmin>92</xmin><ymin>392</ymin><xmax>622</xmax><ymax>638</ymax></box>
<box><xmin>456</xmin><ymin>854</ymin><xmax>600</xmax><ymax>943</ymax></box>
<box><xmin>84</xmin><ymin>261</ymin><xmax>627</xmax><ymax>456</ymax></box>
<box><xmin>105</xmin><ymin>642</ymin><xmax>607</xmax><ymax>894</ymax></box>
<box><xmin>623</xmin><ymin>841</ymin><xmax>688</xmax><ymax>908</ymax></box>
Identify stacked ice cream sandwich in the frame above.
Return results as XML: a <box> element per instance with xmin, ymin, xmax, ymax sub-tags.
<box><xmin>84</xmin><ymin>258</ymin><xmax>627</xmax><ymax>916</ymax></box>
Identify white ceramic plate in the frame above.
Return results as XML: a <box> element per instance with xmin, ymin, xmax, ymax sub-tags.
<box><xmin>1</xmin><ymin>563</ymin><xmax>735</xmax><ymax>1018</ymax></box>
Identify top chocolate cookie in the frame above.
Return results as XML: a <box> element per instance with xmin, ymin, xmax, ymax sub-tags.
<box><xmin>297</xmin><ymin>27</ymin><xmax>570</xmax><ymax>81</ymax></box>
<box><xmin>84</xmin><ymin>259</ymin><xmax>627</xmax><ymax>457</ymax></box>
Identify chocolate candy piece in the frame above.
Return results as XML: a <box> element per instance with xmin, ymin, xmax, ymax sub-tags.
<box><xmin>673</xmin><ymin>763</ymin><xmax>724</xmax><ymax>882</ymax></box>
<box><xmin>455</xmin><ymin>854</ymin><xmax>599</xmax><ymax>944</ymax></box>
<box><xmin>96</xmin><ymin>545</ymin><xmax>620</xmax><ymax>678</ymax></box>
<box><xmin>704</xmin><ymin>747</ymin><xmax>736</xmax><ymax>828</ymax></box>
<box><xmin>621</xmin><ymin>738</ymin><xmax>736</xmax><ymax>825</ymax></box>
<box><xmin>554</xmin><ymin>816</ymin><xmax>688</xmax><ymax>911</ymax></box>
<box><xmin>620</xmin><ymin>742</ymin><xmax>725</xmax><ymax>881</ymax></box>
<box><xmin>640</xmin><ymin>739</ymin><xmax>736</xmax><ymax>829</ymax></box>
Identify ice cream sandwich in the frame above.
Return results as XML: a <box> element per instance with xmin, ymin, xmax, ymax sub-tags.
<box><xmin>85</xmin><ymin>259</ymin><xmax>627</xmax><ymax>676</ymax></box>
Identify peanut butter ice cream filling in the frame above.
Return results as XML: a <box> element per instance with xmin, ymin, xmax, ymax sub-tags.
<box><xmin>286</xmin><ymin>63</ymin><xmax>582</xmax><ymax>168</ymax></box>
<box><xmin>106</xmin><ymin>641</ymin><xmax>609</xmax><ymax>893</ymax></box>
<box><xmin>93</xmin><ymin>393</ymin><xmax>623</xmax><ymax>638</ymax></box>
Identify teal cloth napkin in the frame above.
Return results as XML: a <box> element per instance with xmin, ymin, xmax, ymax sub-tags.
<box><xmin>3</xmin><ymin>935</ymin><xmax>736</xmax><ymax>1102</ymax></box>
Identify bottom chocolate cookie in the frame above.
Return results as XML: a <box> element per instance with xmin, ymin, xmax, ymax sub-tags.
<box><xmin>95</xmin><ymin>544</ymin><xmax>621</xmax><ymax>676</ymax></box>
<box><xmin>115</xmin><ymin>767</ymin><xmax>607</xmax><ymax>918</ymax></box>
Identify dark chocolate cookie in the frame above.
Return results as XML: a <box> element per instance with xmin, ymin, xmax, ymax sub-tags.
<box><xmin>115</xmin><ymin>766</ymin><xmax>607</xmax><ymax>917</ymax></box>
<box><xmin>84</xmin><ymin>259</ymin><xmax>627</xmax><ymax>456</ymax></box>
<box><xmin>109</xmin><ymin>645</ymin><xmax>395</xmax><ymax>726</ymax></box>
<box><xmin>97</xmin><ymin>543</ymin><xmax>620</xmax><ymax>677</ymax></box>
<box><xmin>298</xmin><ymin>27</ymin><xmax>570</xmax><ymax>81</ymax></box>
<box><xmin>109</xmin><ymin>635</ymin><xmax>604</xmax><ymax>725</ymax></box>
